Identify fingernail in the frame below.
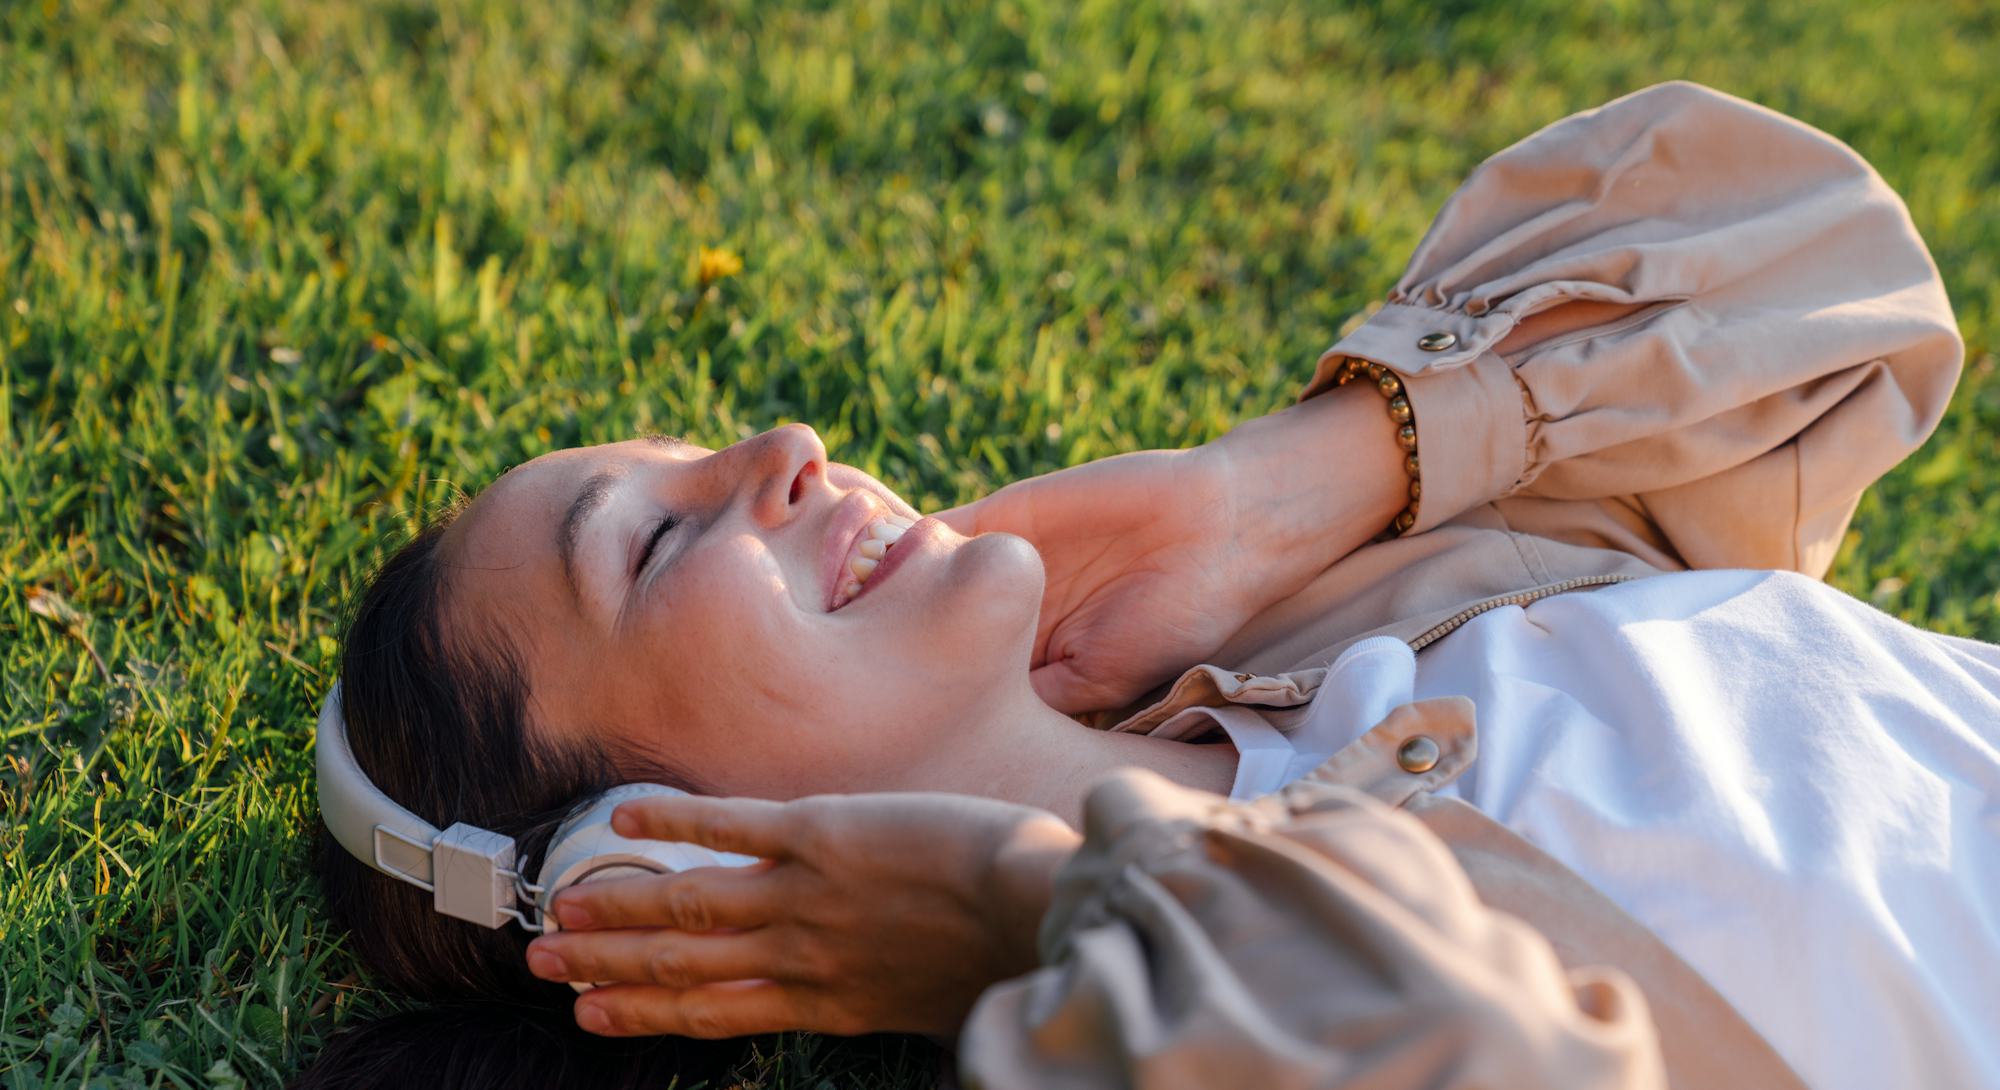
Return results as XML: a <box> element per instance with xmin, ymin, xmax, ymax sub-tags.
<box><xmin>610</xmin><ymin>808</ymin><xmax>637</xmax><ymax>836</ymax></box>
<box><xmin>556</xmin><ymin>901</ymin><xmax>593</xmax><ymax>929</ymax></box>
<box><xmin>527</xmin><ymin>947</ymin><xmax>568</xmax><ymax>980</ymax></box>
<box><xmin>577</xmin><ymin>1003</ymin><xmax>611</xmax><ymax>1034</ymax></box>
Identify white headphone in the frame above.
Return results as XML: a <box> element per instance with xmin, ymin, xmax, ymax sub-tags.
<box><xmin>315</xmin><ymin>682</ymin><xmax>756</xmax><ymax>939</ymax></box>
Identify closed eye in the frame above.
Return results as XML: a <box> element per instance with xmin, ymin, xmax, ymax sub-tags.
<box><xmin>634</xmin><ymin>515</ymin><xmax>680</xmax><ymax>579</ymax></box>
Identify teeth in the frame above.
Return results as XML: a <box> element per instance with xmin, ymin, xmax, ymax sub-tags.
<box><xmin>837</xmin><ymin>513</ymin><xmax>918</xmax><ymax>609</ymax></box>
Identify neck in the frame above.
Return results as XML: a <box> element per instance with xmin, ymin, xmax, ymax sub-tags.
<box><xmin>889</xmin><ymin>674</ymin><xmax>1238</xmax><ymax>827</ymax></box>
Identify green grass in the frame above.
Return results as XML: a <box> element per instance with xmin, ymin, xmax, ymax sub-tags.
<box><xmin>2</xmin><ymin>0</ymin><xmax>1995</xmax><ymax>1085</ymax></box>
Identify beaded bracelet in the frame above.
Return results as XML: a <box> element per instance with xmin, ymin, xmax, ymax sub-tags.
<box><xmin>1329</xmin><ymin>357</ymin><xmax>1421</xmax><ymax>538</ymax></box>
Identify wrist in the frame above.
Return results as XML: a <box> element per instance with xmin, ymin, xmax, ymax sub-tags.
<box><xmin>982</xmin><ymin>817</ymin><xmax>1082</xmax><ymax>977</ymax></box>
<box><xmin>1202</xmin><ymin>384</ymin><xmax>1407</xmax><ymax>612</ymax></box>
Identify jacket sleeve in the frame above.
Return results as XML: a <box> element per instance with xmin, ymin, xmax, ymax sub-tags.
<box><xmin>1303</xmin><ymin>81</ymin><xmax>1963</xmax><ymax>574</ymax></box>
<box><xmin>957</xmin><ymin>770</ymin><xmax>1665</xmax><ymax>1090</ymax></box>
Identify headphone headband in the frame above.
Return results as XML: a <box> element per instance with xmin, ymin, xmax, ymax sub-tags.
<box><xmin>314</xmin><ymin>682</ymin><xmax>752</xmax><ymax>934</ymax></box>
<box><xmin>316</xmin><ymin>682</ymin><xmax>541</xmax><ymax>928</ymax></box>
<box><xmin>316</xmin><ymin>683</ymin><xmax>440</xmax><ymax>887</ymax></box>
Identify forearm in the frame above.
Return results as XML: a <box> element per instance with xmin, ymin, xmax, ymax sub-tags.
<box><xmin>1203</xmin><ymin>382</ymin><xmax>1406</xmax><ymax>617</ymax></box>
<box><xmin>961</xmin><ymin>770</ymin><xmax>1667</xmax><ymax>1089</ymax></box>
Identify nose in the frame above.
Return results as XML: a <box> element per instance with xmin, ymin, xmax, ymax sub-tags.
<box><xmin>743</xmin><ymin>423</ymin><xmax>828</xmax><ymax>529</ymax></box>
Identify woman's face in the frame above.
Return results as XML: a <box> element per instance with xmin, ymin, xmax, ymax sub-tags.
<box><xmin>440</xmin><ymin>424</ymin><xmax>1044</xmax><ymax>798</ymax></box>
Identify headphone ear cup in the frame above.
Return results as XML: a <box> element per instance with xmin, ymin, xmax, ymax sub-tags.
<box><xmin>537</xmin><ymin>783</ymin><xmax>759</xmax><ymax>904</ymax></box>
<box><xmin>535</xmin><ymin>783</ymin><xmax>759</xmax><ymax>991</ymax></box>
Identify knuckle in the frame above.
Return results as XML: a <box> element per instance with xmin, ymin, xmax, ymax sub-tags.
<box><xmin>646</xmin><ymin>948</ymin><xmax>694</xmax><ymax>987</ymax></box>
<box><xmin>664</xmin><ymin>885</ymin><xmax>713</xmax><ymax>931</ymax></box>
<box><xmin>693</xmin><ymin>813</ymin><xmax>734</xmax><ymax>851</ymax></box>
<box><xmin>784</xmin><ymin>930</ymin><xmax>838</xmax><ymax>983</ymax></box>
<box><xmin>678</xmin><ymin>1002</ymin><xmax>737</xmax><ymax>1040</ymax></box>
<box><xmin>786</xmin><ymin>810</ymin><xmax>832</xmax><ymax>857</ymax></box>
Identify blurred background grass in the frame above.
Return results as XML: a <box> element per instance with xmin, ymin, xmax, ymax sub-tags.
<box><xmin>2</xmin><ymin>0</ymin><xmax>1994</xmax><ymax>1085</ymax></box>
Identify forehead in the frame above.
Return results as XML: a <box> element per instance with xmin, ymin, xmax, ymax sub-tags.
<box><xmin>445</xmin><ymin>436</ymin><xmax>702</xmax><ymax>572</ymax></box>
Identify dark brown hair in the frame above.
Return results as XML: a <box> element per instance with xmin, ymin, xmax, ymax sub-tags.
<box><xmin>293</xmin><ymin>520</ymin><xmax>741</xmax><ymax>1088</ymax></box>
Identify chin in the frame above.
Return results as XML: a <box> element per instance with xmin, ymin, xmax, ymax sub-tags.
<box><xmin>937</xmin><ymin>530</ymin><xmax>1045</xmax><ymax>656</ymax></box>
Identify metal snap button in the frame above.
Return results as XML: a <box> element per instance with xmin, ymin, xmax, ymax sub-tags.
<box><xmin>1397</xmin><ymin>735</ymin><xmax>1441</xmax><ymax>773</ymax></box>
<box><xmin>1417</xmin><ymin>331</ymin><xmax>1457</xmax><ymax>352</ymax></box>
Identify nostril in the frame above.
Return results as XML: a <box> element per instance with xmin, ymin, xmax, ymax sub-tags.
<box><xmin>788</xmin><ymin>462</ymin><xmax>815</xmax><ymax>505</ymax></box>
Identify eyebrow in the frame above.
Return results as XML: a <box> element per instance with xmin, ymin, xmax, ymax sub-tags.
<box><xmin>554</xmin><ymin>435</ymin><xmax>693</xmax><ymax>603</ymax></box>
<box><xmin>557</xmin><ymin>471</ymin><xmax>622</xmax><ymax>604</ymax></box>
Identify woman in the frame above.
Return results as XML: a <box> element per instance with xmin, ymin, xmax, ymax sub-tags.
<box><xmin>297</xmin><ymin>83</ymin><xmax>1985</xmax><ymax>1089</ymax></box>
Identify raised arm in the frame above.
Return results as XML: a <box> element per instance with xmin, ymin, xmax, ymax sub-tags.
<box><xmin>944</xmin><ymin>81</ymin><xmax>1963</xmax><ymax>713</ymax></box>
<box><xmin>1313</xmin><ymin>80</ymin><xmax>1963</xmax><ymax>572</ymax></box>
<box><xmin>528</xmin><ymin>772</ymin><xmax>1667</xmax><ymax>1089</ymax></box>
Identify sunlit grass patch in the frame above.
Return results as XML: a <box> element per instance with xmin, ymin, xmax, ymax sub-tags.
<box><xmin>2</xmin><ymin>0</ymin><xmax>1994</xmax><ymax>1084</ymax></box>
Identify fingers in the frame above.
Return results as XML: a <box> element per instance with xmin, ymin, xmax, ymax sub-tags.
<box><xmin>575</xmin><ymin>980</ymin><xmax>859</xmax><ymax>1039</ymax></box>
<box><xmin>530</xmin><ymin>928</ymin><xmax>790</xmax><ymax>990</ymax></box>
<box><xmin>933</xmin><ymin>500</ymin><xmax>982</xmax><ymax>536</ymax></box>
<box><xmin>1029</xmin><ymin>656</ymin><xmax>1107</xmax><ymax>715</ymax></box>
<box><xmin>611</xmin><ymin>794</ymin><xmax>795</xmax><ymax>858</ymax></box>
<box><xmin>551</xmin><ymin>866</ymin><xmax>776</xmax><ymax>932</ymax></box>
<box><xmin>937</xmin><ymin>480</ymin><xmax>1047</xmax><ymax>540</ymax></box>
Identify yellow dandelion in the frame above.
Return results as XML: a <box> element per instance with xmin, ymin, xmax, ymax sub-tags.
<box><xmin>697</xmin><ymin>245</ymin><xmax>744</xmax><ymax>287</ymax></box>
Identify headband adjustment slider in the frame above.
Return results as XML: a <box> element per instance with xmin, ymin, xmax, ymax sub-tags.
<box><xmin>431</xmin><ymin>823</ymin><xmax>522</xmax><ymax>929</ymax></box>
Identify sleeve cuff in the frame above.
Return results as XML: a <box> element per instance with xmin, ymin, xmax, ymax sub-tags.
<box><xmin>1304</xmin><ymin>303</ymin><xmax>1530</xmax><ymax>533</ymax></box>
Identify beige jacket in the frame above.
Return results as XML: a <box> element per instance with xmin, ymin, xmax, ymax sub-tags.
<box><xmin>960</xmin><ymin>82</ymin><xmax>1963</xmax><ymax>1089</ymax></box>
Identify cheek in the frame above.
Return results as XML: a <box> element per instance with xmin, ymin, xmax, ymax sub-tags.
<box><xmin>610</xmin><ymin>533</ymin><xmax>1046</xmax><ymax>798</ymax></box>
<box><xmin>622</xmin><ymin>546</ymin><xmax>849</xmax><ymax>785</ymax></box>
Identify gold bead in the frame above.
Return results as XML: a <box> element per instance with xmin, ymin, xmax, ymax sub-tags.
<box><xmin>1377</xmin><ymin>372</ymin><xmax>1402</xmax><ymax>398</ymax></box>
<box><xmin>1387</xmin><ymin>395</ymin><xmax>1412</xmax><ymax>423</ymax></box>
<box><xmin>1365</xmin><ymin>363</ymin><xmax>1384</xmax><ymax>381</ymax></box>
<box><xmin>1395</xmin><ymin>509</ymin><xmax>1417</xmax><ymax>533</ymax></box>
<box><xmin>1404</xmin><ymin>453</ymin><xmax>1420</xmax><ymax>478</ymax></box>
<box><xmin>1397</xmin><ymin>424</ymin><xmax>1418</xmax><ymax>451</ymax></box>
<box><xmin>1409</xmin><ymin>479</ymin><xmax>1422</xmax><ymax>501</ymax></box>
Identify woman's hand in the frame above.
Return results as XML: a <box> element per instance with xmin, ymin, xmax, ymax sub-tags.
<box><xmin>940</xmin><ymin>384</ymin><xmax>1407</xmax><ymax>713</ymax></box>
<box><xmin>524</xmin><ymin>792</ymin><xmax>1080</xmax><ymax>1039</ymax></box>
<box><xmin>938</xmin><ymin>446</ymin><xmax>1265</xmax><ymax>714</ymax></box>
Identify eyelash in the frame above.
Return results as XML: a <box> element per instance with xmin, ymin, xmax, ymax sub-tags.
<box><xmin>635</xmin><ymin>515</ymin><xmax>681</xmax><ymax>578</ymax></box>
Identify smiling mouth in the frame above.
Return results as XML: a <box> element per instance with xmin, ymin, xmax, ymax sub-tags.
<box><xmin>829</xmin><ymin>512</ymin><xmax>915</xmax><ymax>610</ymax></box>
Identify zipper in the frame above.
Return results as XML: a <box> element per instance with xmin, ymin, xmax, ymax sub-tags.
<box><xmin>1406</xmin><ymin>574</ymin><xmax>1638</xmax><ymax>652</ymax></box>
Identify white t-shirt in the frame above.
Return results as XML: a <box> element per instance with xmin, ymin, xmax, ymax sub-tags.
<box><xmin>1206</xmin><ymin>569</ymin><xmax>2000</xmax><ymax>1090</ymax></box>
